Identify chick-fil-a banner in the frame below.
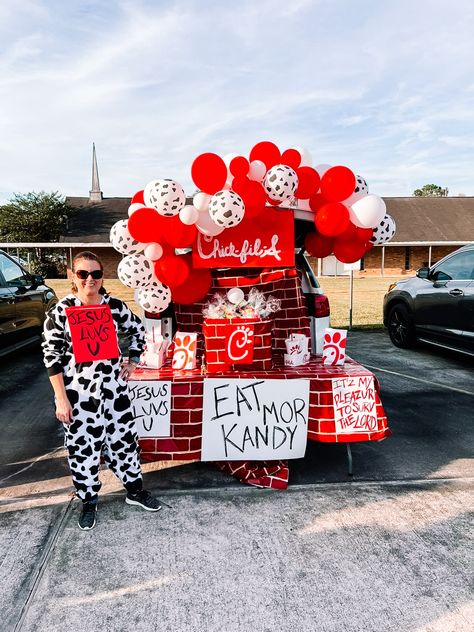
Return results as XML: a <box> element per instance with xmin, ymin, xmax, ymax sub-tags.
<box><xmin>193</xmin><ymin>209</ymin><xmax>295</xmax><ymax>268</ymax></box>
<box><xmin>66</xmin><ymin>305</ymin><xmax>119</xmax><ymax>363</ymax></box>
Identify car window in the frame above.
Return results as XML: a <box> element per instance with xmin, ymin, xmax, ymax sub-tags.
<box><xmin>0</xmin><ymin>254</ymin><xmax>30</xmax><ymax>287</ymax></box>
<box><xmin>433</xmin><ymin>250</ymin><xmax>474</xmax><ymax>281</ymax></box>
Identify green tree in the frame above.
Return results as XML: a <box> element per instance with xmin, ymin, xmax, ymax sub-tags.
<box><xmin>413</xmin><ymin>184</ymin><xmax>449</xmax><ymax>197</ymax></box>
<box><xmin>0</xmin><ymin>191</ymin><xmax>74</xmax><ymax>276</ymax></box>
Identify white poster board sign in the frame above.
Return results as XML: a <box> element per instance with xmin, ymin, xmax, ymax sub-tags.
<box><xmin>332</xmin><ymin>376</ymin><xmax>378</xmax><ymax>433</ymax></box>
<box><xmin>128</xmin><ymin>380</ymin><xmax>172</xmax><ymax>437</ymax></box>
<box><xmin>201</xmin><ymin>378</ymin><xmax>310</xmax><ymax>461</ymax></box>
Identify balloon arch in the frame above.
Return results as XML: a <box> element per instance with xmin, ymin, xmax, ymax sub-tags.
<box><xmin>110</xmin><ymin>141</ymin><xmax>396</xmax><ymax>313</ymax></box>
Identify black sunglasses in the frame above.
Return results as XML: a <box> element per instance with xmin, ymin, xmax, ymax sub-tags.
<box><xmin>75</xmin><ymin>269</ymin><xmax>104</xmax><ymax>280</ymax></box>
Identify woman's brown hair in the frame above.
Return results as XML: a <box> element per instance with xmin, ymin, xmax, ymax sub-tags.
<box><xmin>71</xmin><ymin>251</ymin><xmax>107</xmax><ymax>295</ymax></box>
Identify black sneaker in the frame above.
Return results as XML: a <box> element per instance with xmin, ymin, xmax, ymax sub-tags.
<box><xmin>125</xmin><ymin>489</ymin><xmax>162</xmax><ymax>512</ymax></box>
<box><xmin>78</xmin><ymin>502</ymin><xmax>97</xmax><ymax>530</ymax></box>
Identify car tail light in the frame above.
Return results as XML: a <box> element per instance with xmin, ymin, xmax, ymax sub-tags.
<box><xmin>314</xmin><ymin>294</ymin><xmax>330</xmax><ymax>318</ymax></box>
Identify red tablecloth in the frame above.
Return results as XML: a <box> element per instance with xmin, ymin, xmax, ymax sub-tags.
<box><xmin>131</xmin><ymin>355</ymin><xmax>390</xmax><ymax>489</ymax></box>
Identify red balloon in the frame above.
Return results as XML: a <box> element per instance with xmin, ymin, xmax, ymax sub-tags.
<box><xmin>354</xmin><ymin>226</ymin><xmax>373</xmax><ymax>242</ymax></box>
<box><xmin>281</xmin><ymin>148</ymin><xmax>301</xmax><ymax>170</ymax></box>
<box><xmin>191</xmin><ymin>153</ymin><xmax>227</xmax><ymax>195</ymax></box>
<box><xmin>249</xmin><ymin>141</ymin><xmax>281</xmax><ymax>169</ymax></box>
<box><xmin>315</xmin><ymin>203</ymin><xmax>350</xmax><ymax>237</ymax></box>
<box><xmin>304</xmin><ymin>232</ymin><xmax>334</xmax><ymax>258</ymax></box>
<box><xmin>128</xmin><ymin>208</ymin><xmax>167</xmax><ymax>243</ymax></box>
<box><xmin>171</xmin><ymin>262</ymin><xmax>212</xmax><ymax>304</ymax></box>
<box><xmin>229</xmin><ymin>156</ymin><xmax>249</xmax><ymax>178</ymax></box>
<box><xmin>295</xmin><ymin>167</ymin><xmax>320</xmax><ymax>199</ymax></box>
<box><xmin>320</xmin><ymin>166</ymin><xmax>356</xmax><ymax>202</ymax></box>
<box><xmin>333</xmin><ymin>238</ymin><xmax>370</xmax><ymax>264</ymax></box>
<box><xmin>131</xmin><ymin>190</ymin><xmax>145</xmax><ymax>205</ymax></box>
<box><xmin>309</xmin><ymin>193</ymin><xmax>327</xmax><ymax>213</ymax></box>
<box><xmin>154</xmin><ymin>254</ymin><xmax>190</xmax><ymax>288</ymax></box>
<box><xmin>231</xmin><ymin>177</ymin><xmax>266</xmax><ymax>218</ymax></box>
<box><xmin>162</xmin><ymin>216</ymin><xmax>197</xmax><ymax>248</ymax></box>
<box><xmin>266</xmin><ymin>197</ymin><xmax>282</xmax><ymax>206</ymax></box>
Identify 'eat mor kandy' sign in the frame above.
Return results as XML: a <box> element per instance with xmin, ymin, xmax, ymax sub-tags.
<box><xmin>66</xmin><ymin>305</ymin><xmax>119</xmax><ymax>363</ymax></box>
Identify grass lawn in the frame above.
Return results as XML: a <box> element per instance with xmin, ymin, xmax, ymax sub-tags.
<box><xmin>46</xmin><ymin>275</ymin><xmax>405</xmax><ymax>329</ymax></box>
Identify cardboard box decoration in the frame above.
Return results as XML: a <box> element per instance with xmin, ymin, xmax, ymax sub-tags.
<box><xmin>172</xmin><ymin>332</ymin><xmax>198</xmax><ymax>370</ymax></box>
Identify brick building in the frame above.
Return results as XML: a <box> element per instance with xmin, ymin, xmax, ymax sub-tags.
<box><xmin>3</xmin><ymin>147</ymin><xmax>472</xmax><ymax>277</ymax></box>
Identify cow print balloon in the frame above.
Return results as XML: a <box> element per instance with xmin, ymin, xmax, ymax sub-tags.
<box><xmin>208</xmin><ymin>190</ymin><xmax>245</xmax><ymax>228</ymax></box>
<box><xmin>264</xmin><ymin>164</ymin><xmax>298</xmax><ymax>203</ymax></box>
<box><xmin>136</xmin><ymin>283</ymin><xmax>172</xmax><ymax>313</ymax></box>
<box><xmin>354</xmin><ymin>175</ymin><xmax>369</xmax><ymax>195</ymax></box>
<box><xmin>144</xmin><ymin>179</ymin><xmax>186</xmax><ymax>217</ymax></box>
<box><xmin>370</xmin><ymin>214</ymin><xmax>396</xmax><ymax>245</ymax></box>
<box><xmin>110</xmin><ymin>219</ymin><xmax>145</xmax><ymax>255</ymax></box>
<box><xmin>117</xmin><ymin>253</ymin><xmax>154</xmax><ymax>289</ymax></box>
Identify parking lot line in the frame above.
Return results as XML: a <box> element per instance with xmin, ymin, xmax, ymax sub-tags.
<box><xmin>363</xmin><ymin>364</ymin><xmax>474</xmax><ymax>397</ymax></box>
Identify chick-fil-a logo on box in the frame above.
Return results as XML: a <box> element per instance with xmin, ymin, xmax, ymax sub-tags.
<box><xmin>193</xmin><ymin>209</ymin><xmax>295</xmax><ymax>268</ymax></box>
<box><xmin>224</xmin><ymin>323</ymin><xmax>255</xmax><ymax>364</ymax></box>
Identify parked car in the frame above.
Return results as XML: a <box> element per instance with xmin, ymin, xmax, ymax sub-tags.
<box><xmin>383</xmin><ymin>243</ymin><xmax>474</xmax><ymax>356</ymax></box>
<box><xmin>0</xmin><ymin>249</ymin><xmax>58</xmax><ymax>356</ymax></box>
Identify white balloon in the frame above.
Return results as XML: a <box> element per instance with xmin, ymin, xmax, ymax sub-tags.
<box><xmin>144</xmin><ymin>179</ymin><xmax>186</xmax><ymax>217</ymax></box>
<box><xmin>264</xmin><ymin>164</ymin><xmax>298</xmax><ymax>203</ymax></box>
<box><xmin>208</xmin><ymin>190</ymin><xmax>245</xmax><ymax>228</ymax></box>
<box><xmin>193</xmin><ymin>192</ymin><xmax>211</xmax><ymax>212</ymax></box>
<box><xmin>110</xmin><ymin>219</ymin><xmax>145</xmax><ymax>255</ymax></box>
<box><xmin>117</xmin><ymin>254</ymin><xmax>154</xmax><ymax>289</ymax></box>
<box><xmin>248</xmin><ymin>159</ymin><xmax>266</xmax><ymax>182</ymax></box>
<box><xmin>137</xmin><ymin>283</ymin><xmax>172</xmax><ymax>314</ymax></box>
<box><xmin>227</xmin><ymin>287</ymin><xmax>245</xmax><ymax>305</ymax></box>
<box><xmin>315</xmin><ymin>163</ymin><xmax>331</xmax><ymax>177</ymax></box>
<box><xmin>196</xmin><ymin>210</ymin><xmax>225</xmax><ymax>236</ymax></box>
<box><xmin>293</xmin><ymin>146</ymin><xmax>312</xmax><ymax>167</ymax></box>
<box><xmin>350</xmin><ymin>194</ymin><xmax>387</xmax><ymax>229</ymax></box>
<box><xmin>370</xmin><ymin>214</ymin><xmax>397</xmax><ymax>245</ymax></box>
<box><xmin>179</xmin><ymin>205</ymin><xmax>199</xmax><ymax>225</ymax></box>
<box><xmin>128</xmin><ymin>203</ymin><xmax>145</xmax><ymax>217</ymax></box>
<box><xmin>144</xmin><ymin>243</ymin><xmax>164</xmax><ymax>261</ymax></box>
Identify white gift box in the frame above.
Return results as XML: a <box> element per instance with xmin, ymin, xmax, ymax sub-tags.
<box><xmin>138</xmin><ymin>333</ymin><xmax>169</xmax><ymax>369</ymax></box>
<box><xmin>284</xmin><ymin>351</ymin><xmax>310</xmax><ymax>367</ymax></box>
<box><xmin>322</xmin><ymin>328</ymin><xmax>347</xmax><ymax>366</ymax></box>
<box><xmin>285</xmin><ymin>333</ymin><xmax>310</xmax><ymax>356</ymax></box>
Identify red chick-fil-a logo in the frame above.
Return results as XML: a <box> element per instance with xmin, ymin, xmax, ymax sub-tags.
<box><xmin>197</xmin><ymin>234</ymin><xmax>282</xmax><ymax>265</ymax></box>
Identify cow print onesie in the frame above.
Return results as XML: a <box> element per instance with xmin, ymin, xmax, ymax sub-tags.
<box><xmin>43</xmin><ymin>293</ymin><xmax>145</xmax><ymax>502</ymax></box>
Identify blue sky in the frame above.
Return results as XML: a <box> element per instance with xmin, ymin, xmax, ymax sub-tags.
<box><xmin>1</xmin><ymin>0</ymin><xmax>473</xmax><ymax>204</ymax></box>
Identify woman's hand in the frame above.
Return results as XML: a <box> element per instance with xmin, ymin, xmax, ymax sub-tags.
<box><xmin>120</xmin><ymin>360</ymin><xmax>138</xmax><ymax>382</ymax></box>
<box><xmin>56</xmin><ymin>396</ymin><xmax>73</xmax><ymax>425</ymax></box>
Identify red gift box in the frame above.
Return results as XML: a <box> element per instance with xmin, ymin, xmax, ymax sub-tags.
<box><xmin>203</xmin><ymin>317</ymin><xmax>273</xmax><ymax>373</ymax></box>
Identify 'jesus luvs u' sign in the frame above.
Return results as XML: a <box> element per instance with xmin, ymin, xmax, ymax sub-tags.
<box><xmin>66</xmin><ymin>305</ymin><xmax>119</xmax><ymax>363</ymax></box>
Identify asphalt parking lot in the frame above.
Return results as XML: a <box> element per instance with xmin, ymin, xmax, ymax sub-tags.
<box><xmin>0</xmin><ymin>330</ymin><xmax>473</xmax><ymax>631</ymax></box>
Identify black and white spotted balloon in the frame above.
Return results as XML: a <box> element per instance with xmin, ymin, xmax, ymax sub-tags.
<box><xmin>110</xmin><ymin>220</ymin><xmax>145</xmax><ymax>255</ymax></box>
<box><xmin>209</xmin><ymin>190</ymin><xmax>245</xmax><ymax>228</ymax></box>
<box><xmin>144</xmin><ymin>179</ymin><xmax>186</xmax><ymax>217</ymax></box>
<box><xmin>136</xmin><ymin>283</ymin><xmax>172</xmax><ymax>313</ymax></box>
<box><xmin>117</xmin><ymin>253</ymin><xmax>154</xmax><ymax>289</ymax></box>
<box><xmin>344</xmin><ymin>174</ymin><xmax>369</xmax><ymax>207</ymax></box>
<box><xmin>264</xmin><ymin>164</ymin><xmax>298</xmax><ymax>203</ymax></box>
<box><xmin>370</xmin><ymin>214</ymin><xmax>396</xmax><ymax>245</ymax></box>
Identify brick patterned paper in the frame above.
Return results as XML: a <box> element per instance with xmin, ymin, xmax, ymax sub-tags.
<box><xmin>224</xmin><ymin>323</ymin><xmax>255</xmax><ymax>364</ymax></box>
<box><xmin>172</xmin><ymin>332</ymin><xmax>198</xmax><ymax>370</ymax></box>
<box><xmin>322</xmin><ymin>328</ymin><xmax>347</xmax><ymax>366</ymax></box>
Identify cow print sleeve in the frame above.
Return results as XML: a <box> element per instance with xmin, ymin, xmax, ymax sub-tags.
<box><xmin>42</xmin><ymin>303</ymin><xmax>67</xmax><ymax>376</ymax></box>
<box><xmin>113</xmin><ymin>298</ymin><xmax>146</xmax><ymax>358</ymax></box>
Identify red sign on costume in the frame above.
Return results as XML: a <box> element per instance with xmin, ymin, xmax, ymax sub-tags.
<box><xmin>66</xmin><ymin>305</ymin><xmax>119</xmax><ymax>363</ymax></box>
<box><xmin>193</xmin><ymin>208</ymin><xmax>295</xmax><ymax>268</ymax></box>
<box><xmin>224</xmin><ymin>323</ymin><xmax>255</xmax><ymax>364</ymax></box>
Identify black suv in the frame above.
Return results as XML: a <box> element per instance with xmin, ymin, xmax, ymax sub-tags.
<box><xmin>383</xmin><ymin>243</ymin><xmax>474</xmax><ymax>356</ymax></box>
<box><xmin>0</xmin><ymin>249</ymin><xmax>58</xmax><ymax>356</ymax></box>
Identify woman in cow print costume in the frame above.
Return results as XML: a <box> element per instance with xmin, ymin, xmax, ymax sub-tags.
<box><xmin>43</xmin><ymin>251</ymin><xmax>161</xmax><ymax>530</ymax></box>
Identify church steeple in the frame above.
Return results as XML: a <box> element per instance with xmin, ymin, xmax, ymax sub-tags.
<box><xmin>89</xmin><ymin>142</ymin><xmax>103</xmax><ymax>203</ymax></box>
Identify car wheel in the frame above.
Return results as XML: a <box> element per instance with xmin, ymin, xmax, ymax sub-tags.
<box><xmin>387</xmin><ymin>304</ymin><xmax>416</xmax><ymax>349</ymax></box>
